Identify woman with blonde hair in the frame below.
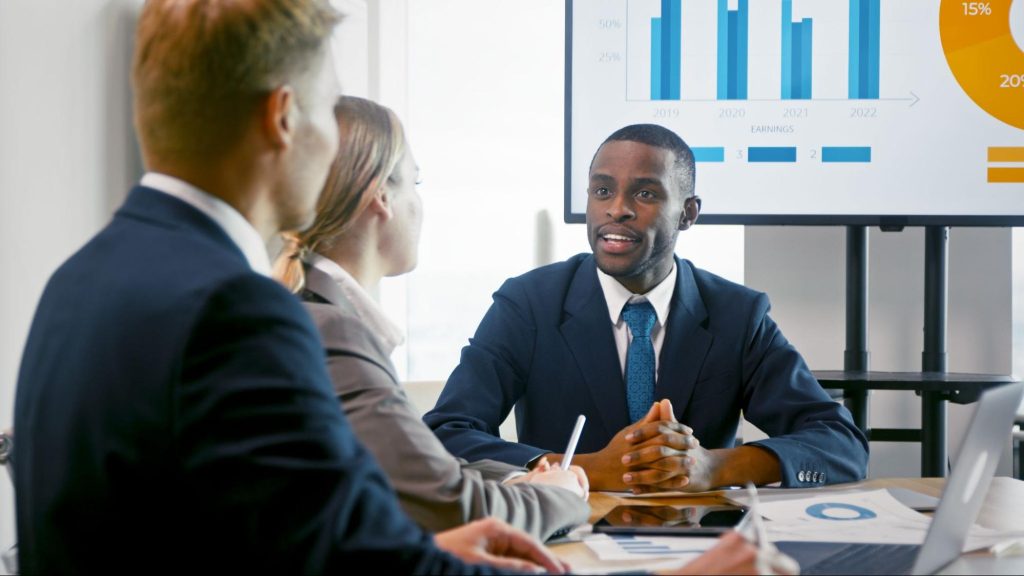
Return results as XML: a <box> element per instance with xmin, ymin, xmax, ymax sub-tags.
<box><xmin>274</xmin><ymin>96</ymin><xmax>590</xmax><ymax>540</ymax></box>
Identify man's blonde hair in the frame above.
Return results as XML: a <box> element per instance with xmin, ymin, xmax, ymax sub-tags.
<box><xmin>132</xmin><ymin>0</ymin><xmax>342</xmax><ymax>163</ymax></box>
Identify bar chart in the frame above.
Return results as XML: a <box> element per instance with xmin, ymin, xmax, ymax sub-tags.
<box><xmin>632</xmin><ymin>0</ymin><xmax>883</xmax><ymax>102</ymax></box>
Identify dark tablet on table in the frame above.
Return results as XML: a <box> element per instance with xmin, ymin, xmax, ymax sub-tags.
<box><xmin>592</xmin><ymin>504</ymin><xmax>747</xmax><ymax>536</ymax></box>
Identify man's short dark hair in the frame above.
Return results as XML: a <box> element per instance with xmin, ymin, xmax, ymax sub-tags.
<box><xmin>594</xmin><ymin>124</ymin><xmax>696</xmax><ymax>197</ymax></box>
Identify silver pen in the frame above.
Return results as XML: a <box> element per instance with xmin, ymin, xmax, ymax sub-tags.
<box><xmin>561</xmin><ymin>415</ymin><xmax>586</xmax><ymax>469</ymax></box>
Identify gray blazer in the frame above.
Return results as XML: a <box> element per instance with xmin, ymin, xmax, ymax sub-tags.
<box><xmin>300</xmin><ymin>264</ymin><xmax>589</xmax><ymax>540</ymax></box>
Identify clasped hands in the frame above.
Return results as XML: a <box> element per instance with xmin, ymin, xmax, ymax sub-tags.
<box><xmin>573</xmin><ymin>398</ymin><xmax>717</xmax><ymax>493</ymax></box>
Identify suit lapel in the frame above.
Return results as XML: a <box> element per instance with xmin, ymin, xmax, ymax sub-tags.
<box><xmin>301</xmin><ymin>264</ymin><xmax>399</xmax><ymax>383</ymax></box>
<box><xmin>303</xmin><ymin>263</ymin><xmax>359</xmax><ymax>316</ymax></box>
<box><xmin>561</xmin><ymin>257</ymin><xmax>631</xmax><ymax>439</ymax></box>
<box><xmin>656</xmin><ymin>258</ymin><xmax>713</xmax><ymax>417</ymax></box>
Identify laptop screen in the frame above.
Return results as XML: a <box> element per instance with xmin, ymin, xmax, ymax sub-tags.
<box><xmin>912</xmin><ymin>381</ymin><xmax>1024</xmax><ymax>575</ymax></box>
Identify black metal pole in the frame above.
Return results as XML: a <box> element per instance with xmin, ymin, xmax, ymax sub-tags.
<box><xmin>844</xmin><ymin>226</ymin><xmax>870</xmax><ymax>432</ymax></box>
<box><xmin>923</xmin><ymin>227</ymin><xmax>948</xmax><ymax>373</ymax></box>
<box><xmin>922</xmin><ymin>226</ymin><xmax>949</xmax><ymax>476</ymax></box>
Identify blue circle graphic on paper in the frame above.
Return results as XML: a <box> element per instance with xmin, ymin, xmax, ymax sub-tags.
<box><xmin>805</xmin><ymin>503</ymin><xmax>877</xmax><ymax>521</ymax></box>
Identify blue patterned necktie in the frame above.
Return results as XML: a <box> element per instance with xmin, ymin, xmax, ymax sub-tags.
<box><xmin>622</xmin><ymin>300</ymin><xmax>657</xmax><ymax>422</ymax></box>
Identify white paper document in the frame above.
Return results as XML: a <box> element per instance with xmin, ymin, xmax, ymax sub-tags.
<box><xmin>757</xmin><ymin>489</ymin><xmax>932</xmax><ymax>545</ymax></box>
<box><xmin>725</xmin><ymin>486</ymin><xmax>939</xmax><ymax>511</ymax></box>
<box><xmin>582</xmin><ymin>532</ymin><xmax>719</xmax><ymax>561</ymax></box>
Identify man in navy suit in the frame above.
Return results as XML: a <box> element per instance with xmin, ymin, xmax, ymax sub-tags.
<box><xmin>11</xmin><ymin>1</ymin><xmax>569</xmax><ymax>573</ymax></box>
<box><xmin>426</xmin><ymin>124</ymin><xmax>869</xmax><ymax>493</ymax></box>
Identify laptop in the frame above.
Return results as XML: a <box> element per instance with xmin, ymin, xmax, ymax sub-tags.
<box><xmin>774</xmin><ymin>381</ymin><xmax>1024</xmax><ymax>576</ymax></box>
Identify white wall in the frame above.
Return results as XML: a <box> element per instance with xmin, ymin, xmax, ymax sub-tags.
<box><xmin>745</xmin><ymin>227</ymin><xmax>1014</xmax><ymax>478</ymax></box>
<box><xmin>0</xmin><ymin>0</ymin><xmax>144</xmax><ymax>554</ymax></box>
<box><xmin>331</xmin><ymin>0</ymin><xmax>369</xmax><ymax>98</ymax></box>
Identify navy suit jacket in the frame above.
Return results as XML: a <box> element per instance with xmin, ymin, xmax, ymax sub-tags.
<box><xmin>425</xmin><ymin>254</ymin><xmax>868</xmax><ymax>487</ymax></box>
<box><xmin>14</xmin><ymin>186</ymin><xmax>492</xmax><ymax>574</ymax></box>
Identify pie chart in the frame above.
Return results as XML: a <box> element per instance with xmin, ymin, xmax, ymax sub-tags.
<box><xmin>940</xmin><ymin>0</ymin><xmax>1024</xmax><ymax>130</ymax></box>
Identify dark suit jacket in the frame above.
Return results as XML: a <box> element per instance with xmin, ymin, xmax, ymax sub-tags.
<box><xmin>14</xmin><ymin>186</ymin><xmax>492</xmax><ymax>574</ymax></box>
<box><xmin>300</xmin><ymin>264</ymin><xmax>588</xmax><ymax>540</ymax></box>
<box><xmin>425</xmin><ymin>254</ymin><xmax>869</xmax><ymax>487</ymax></box>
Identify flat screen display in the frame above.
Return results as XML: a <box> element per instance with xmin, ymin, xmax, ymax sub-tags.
<box><xmin>565</xmin><ymin>0</ymin><xmax>1024</xmax><ymax>225</ymax></box>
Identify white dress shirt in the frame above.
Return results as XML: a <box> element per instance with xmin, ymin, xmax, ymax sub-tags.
<box><xmin>140</xmin><ymin>172</ymin><xmax>271</xmax><ymax>276</ymax></box>
<box><xmin>596</xmin><ymin>262</ymin><xmax>678</xmax><ymax>380</ymax></box>
<box><xmin>307</xmin><ymin>252</ymin><xmax>405</xmax><ymax>355</ymax></box>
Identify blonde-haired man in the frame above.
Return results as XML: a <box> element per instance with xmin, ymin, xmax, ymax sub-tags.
<box><xmin>13</xmin><ymin>1</ymin><xmax>565</xmax><ymax>573</ymax></box>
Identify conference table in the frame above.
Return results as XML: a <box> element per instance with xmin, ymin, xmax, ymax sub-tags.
<box><xmin>549</xmin><ymin>477</ymin><xmax>1024</xmax><ymax>574</ymax></box>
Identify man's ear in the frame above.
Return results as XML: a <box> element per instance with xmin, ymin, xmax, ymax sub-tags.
<box><xmin>264</xmin><ymin>85</ymin><xmax>296</xmax><ymax>149</ymax></box>
<box><xmin>678</xmin><ymin>195</ymin><xmax>701</xmax><ymax>230</ymax></box>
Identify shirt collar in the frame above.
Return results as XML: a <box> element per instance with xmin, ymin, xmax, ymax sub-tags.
<box><xmin>140</xmin><ymin>172</ymin><xmax>271</xmax><ymax>276</ymax></box>
<box><xmin>307</xmin><ymin>252</ymin><xmax>405</xmax><ymax>354</ymax></box>
<box><xmin>596</xmin><ymin>260</ymin><xmax>677</xmax><ymax>328</ymax></box>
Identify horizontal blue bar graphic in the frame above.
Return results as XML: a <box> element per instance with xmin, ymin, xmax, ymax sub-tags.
<box><xmin>822</xmin><ymin>147</ymin><xmax>872</xmax><ymax>162</ymax></box>
<box><xmin>748</xmin><ymin>147</ymin><xmax>797</xmax><ymax>162</ymax></box>
<box><xmin>692</xmin><ymin>147</ymin><xmax>726</xmax><ymax>162</ymax></box>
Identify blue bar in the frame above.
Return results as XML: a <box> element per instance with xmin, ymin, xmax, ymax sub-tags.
<box><xmin>692</xmin><ymin>147</ymin><xmax>726</xmax><ymax>162</ymax></box>
<box><xmin>791</xmin><ymin>22</ymin><xmax>802</xmax><ymax>100</ymax></box>
<box><xmin>859</xmin><ymin>0</ymin><xmax>870</xmax><ymax>97</ymax></box>
<box><xmin>782</xmin><ymin>0</ymin><xmax>793</xmax><ymax>99</ymax></box>
<box><xmin>737</xmin><ymin>0</ymin><xmax>748</xmax><ymax>99</ymax></box>
<box><xmin>727</xmin><ymin>10</ymin><xmax>738</xmax><ymax>99</ymax></box>
<box><xmin>867</xmin><ymin>0</ymin><xmax>880</xmax><ymax>98</ymax></box>
<box><xmin>849</xmin><ymin>0</ymin><xmax>860</xmax><ymax>98</ymax></box>
<box><xmin>717</xmin><ymin>0</ymin><xmax>728</xmax><ymax>100</ymax></box>
<box><xmin>749</xmin><ymin>147</ymin><xmax>797</xmax><ymax>162</ymax></box>
<box><xmin>661</xmin><ymin>0</ymin><xmax>672</xmax><ymax>98</ymax></box>
<box><xmin>822</xmin><ymin>147</ymin><xmax>872</xmax><ymax>162</ymax></box>
<box><xmin>651</xmin><ymin>18</ymin><xmax>662</xmax><ymax>99</ymax></box>
<box><xmin>801</xmin><ymin>18</ymin><xmax>813</xmax><ymax>99</ymax></box>
<box><xmin>668</xmin><ymin>0</ymin><xmax>682</xmax><ymax>99</ymax></box>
